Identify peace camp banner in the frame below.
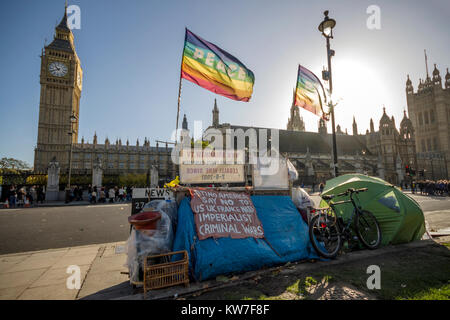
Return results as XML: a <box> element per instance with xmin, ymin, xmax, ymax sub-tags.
<box><xmin>294</xmin><ymin>65</ymin><xmax>326</xmax><ymax>116</ymax></box>
<box><xmin>181</xmin><ymin>29</ymin><xmax>255</xmax><ymax>102</ymax></box>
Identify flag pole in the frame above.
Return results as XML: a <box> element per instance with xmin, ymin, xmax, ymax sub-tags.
<box><xmin>172</xmin><ymin>30</ymin><xmax>187</xmax><ymax>180</ymax></box>
<box><xmin>175</xmin><ymin>75</ymin><xmax>182</xmax><ymax>146</ymax></box>
<box><xmin>175</xmin><ymin>29</ymin><xmax>187</xmax><ymax>147</ymax></box>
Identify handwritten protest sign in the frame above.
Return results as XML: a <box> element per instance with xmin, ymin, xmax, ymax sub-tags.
<box><xmin>190</xmin><ymin>189</ymin><xmax>264</xmax><ymax>240</ymax></box>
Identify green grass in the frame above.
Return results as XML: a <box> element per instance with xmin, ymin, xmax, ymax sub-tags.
<box><xmin>191</xmin><ymin>243</ymin><xmax>450</xmax><ymax>300</ymax></box>
<box><xmin>399</xmin><ymin>284</ymin><xmax>450</xmax><ymax>300</ymax></box>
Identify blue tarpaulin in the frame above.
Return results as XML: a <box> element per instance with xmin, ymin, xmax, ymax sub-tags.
<box><xmin>172</xmin><ymin>195</ymin><xmax>319</xmax><ymax>281</ymax></box>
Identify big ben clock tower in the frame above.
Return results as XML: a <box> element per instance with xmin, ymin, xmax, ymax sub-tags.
<box><xmin>34</xmin><ymin>5</ymin><xmax>83</xmax><ymax>173</ymax></box>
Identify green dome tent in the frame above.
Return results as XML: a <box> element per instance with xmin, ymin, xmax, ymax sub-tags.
<box><xmin>320</xmin><ymin>174</ymin><xmax>425</xmax><ymax>246</ymax></box>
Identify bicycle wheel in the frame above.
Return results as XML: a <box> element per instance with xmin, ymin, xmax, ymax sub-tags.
<box><xmin>355</xmin><ymin>210</ymin><xmax>382</xmax><ymax>249</ymax></box>
<box><xmin>309</xmin><ymin>213</ymin><xmax>342</xmax><ymax>259</ymax></box>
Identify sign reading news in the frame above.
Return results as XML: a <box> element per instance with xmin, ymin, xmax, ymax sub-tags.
<box><xmin>131</xmin><ymin>188</ymin><xmax>174</xmax><ymax>215</ymax></box>
<box><xmin>190</xmin><ymin>189</ymin><xmax>264</xmax><ymax>240</ymax></box>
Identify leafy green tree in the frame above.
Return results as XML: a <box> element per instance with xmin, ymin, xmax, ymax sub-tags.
<box><xmin>0</xmin><ymin>157</ymin><xmax>31</xmax><ymax>170</ymax></box>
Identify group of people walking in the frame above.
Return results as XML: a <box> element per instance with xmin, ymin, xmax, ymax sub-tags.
<box><xmin>411</xmin><ymin>180</ymin><xmax>450</xmax><ymax>196</ymax></box>
<box><xmin>3</xmin><ymin>184</ymin><xmax>134</xmax><ymax>207</ymax></box>
<box><xmin>5</xmin><ymin>185</ymin><xmax>45</xmax><ymax>208</ymax></box>
<box><xmin>86</xmin><ymin>185</ymin><xmax>133</xmax><ymax>204</ymax></box>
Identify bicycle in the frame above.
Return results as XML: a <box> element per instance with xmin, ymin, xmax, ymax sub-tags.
<box><xmin>308</xmin><ymin>188</ymin><xmax>382</xmax><ymax>259</ymax></box>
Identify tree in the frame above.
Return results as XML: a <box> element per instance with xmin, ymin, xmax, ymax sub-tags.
<box><xmin>0</xmin><ymin>157</ymin><xmax>31</xmax><ymax>170</ymax></box>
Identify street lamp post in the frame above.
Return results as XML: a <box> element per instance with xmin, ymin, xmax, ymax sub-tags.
<box><xmin>318</xmin><ymin>10</ymin><xmax>339</xmax><ymax>177</ymax></box>
<box><xmin>66</xmin><ymin>113</ymin><xmax>77</xmax><ymax>203</ymax></box>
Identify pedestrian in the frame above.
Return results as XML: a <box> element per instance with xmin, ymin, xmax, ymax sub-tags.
<box><xmin>88</xmin><ymin>184</ymin><xmax>92</xmax><ymax>203</ymax></box>
<box><xmin>99</xmin><ymin>188</ymin><xmax>105</xmax><ymax>203</ymax></box>
<box><xmin>109</xmin><ymin>187</ymin><xmax>115</xmax><ymax>203</ymax></box>
<box><xmin>30</xmin><ymin>186</ymin><xmax>37</xmax><ymax>206</ymax></box>
<box><xmin>126</xmin><ymin>186</ymin><xmax>132</xmax><ymax>202</ymax></box>
<box><xmin>319</xmin><ymin>183</ymin><xmax>325</xmax><ymax>194</ymax></box>
<box><xmin>119</xmin><ymin>187</ymin><xmax>124</xmax><ymax>202</ymax></box>
<box><xmin>9</xmin><ymin>185</ymin><xmax>17</xmax><ymax>208</ymax></box>
<box><xmin>17</xmin><ymin>187</ymin><xmax>25</xmax><ymax>208</ymax></box>
<box><xmin>91</xmin><ymin>188</ymin><xmax>97</xmax><ymax>204</ymax></box>
<box><xmin>115</xmin><ymin>186</ymin><xmax>119</xmax><ymax>202</ymax></box>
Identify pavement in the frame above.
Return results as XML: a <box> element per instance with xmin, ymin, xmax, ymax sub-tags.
<box><xmin>0</xmin><ymin>241</ymin><xmax>133</xmax><ymax>300</ymax></box>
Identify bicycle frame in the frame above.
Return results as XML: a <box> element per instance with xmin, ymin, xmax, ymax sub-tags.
<box><xmin>324</xmin><ymin>191</ymin><xmax>364</xmax><ymax>238</ymax></box>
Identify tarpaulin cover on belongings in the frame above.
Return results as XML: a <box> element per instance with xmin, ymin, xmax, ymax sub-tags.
<box><xmin>320</xmin><ymin>174</ymin><xmax>425</xmax><ymax>245</ymax></box>
<box><xmin>172</xmin><ymin>195</ymin><xmax>319</xmax><ymax>281</ymax></box>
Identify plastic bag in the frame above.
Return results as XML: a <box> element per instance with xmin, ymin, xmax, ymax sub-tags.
<box><xmin>126</xmin><ymin>208</ymin><xmax>174</xmax><ymax>283</ymax></box>
<box><xmin>291</xmin><ymin>187</ymin><xmax>314</xmax><ymax>210</ymax></box>
<box><xmin>287</xmin><ymin>159</ymin><xmax>299</xmax><ymax>181</ymax></box>
<box><xmin>142</xmin><ymin>199</ymin><xmax>178</xmax><ymax>230</ymax></box>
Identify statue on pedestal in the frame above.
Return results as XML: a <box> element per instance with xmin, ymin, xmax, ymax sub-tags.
<box><xmin>92</xmin><ymin>157</ymin><xmax>103</xmax><ymax>188</ymax></box>
<box><xmin>46</xmin><ymin>157</ymin><xmax>60</xmax><ymax>201</ymax></box>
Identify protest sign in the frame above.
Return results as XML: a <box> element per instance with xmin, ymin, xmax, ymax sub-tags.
<box><xmin>190</xmin><ymin>189</ymin><xmax>264</xmax><ymax>240</ymax></box>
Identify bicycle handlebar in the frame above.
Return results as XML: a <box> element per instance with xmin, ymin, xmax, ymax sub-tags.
<box><xmin>323</xmin><ymin>188</ymin><xmax>369</xmax><ymax>200</ymax></box>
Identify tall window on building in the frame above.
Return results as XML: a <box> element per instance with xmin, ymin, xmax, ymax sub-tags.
<box><xmin>419</xmin><ymin>112</ymin><xmax>423</xmax><ymax>126</ymax></box>
<box><xmin>421</xmin><ymin>140</ymin><xmax>426</xmax><ymax>152</ymax></box>
<box><xmin>429</xmin><ymin>109</ymin><xmax>435</xmax><ymax>123</ymax></box>
<box><xmin>427</xmin><ymin>138</ymin><xmax>431</xmax><ymax>152</ymax></box>
<box><xmin>424</xmin><ymin>111</ymin><xmax>429</xmax><ymax>125</ymax></box>
<box><xmin>433</xmin><ymin>137</ymin><xmax>438</xmax><ymax>151</ymax></box>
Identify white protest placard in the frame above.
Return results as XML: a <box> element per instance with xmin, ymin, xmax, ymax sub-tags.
<box><xmin>180</xmin><ymin>164</ymin><xmax>245</xmax><ymax>184</ymax></box>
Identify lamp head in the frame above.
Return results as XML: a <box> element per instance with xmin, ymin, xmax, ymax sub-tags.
<box><xmin>318</xmin><ymin>10</ymin><xmax>336</xmax><ymax>38</ymax></box>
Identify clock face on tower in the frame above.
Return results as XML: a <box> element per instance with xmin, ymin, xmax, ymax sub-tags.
<box><xmin>48</xmin><ymin>61</ymin><xmax>68</xmax><ymax>77</ymax></box>
<box><xmin>77</xmin><ymin>72</ymin><xmax>82</xmax><ymax>87</ymax></box>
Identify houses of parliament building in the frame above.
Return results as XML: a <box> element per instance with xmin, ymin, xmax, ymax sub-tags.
<box><xmin>34</xmin><ymin>7</ymin><xmax>449</xmax><ymax>185</ymax></box>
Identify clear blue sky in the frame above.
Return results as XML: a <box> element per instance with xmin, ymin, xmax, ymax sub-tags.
<box><xmin>1</xmin><ymin>0</ymin><xmax>449</xmax><ymax>166</ymax></box>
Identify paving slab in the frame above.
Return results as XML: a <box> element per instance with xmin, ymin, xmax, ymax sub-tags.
<box><xmin>64</xmin><ymin>246</ymin><xmax>101</xmax><ymax>257</ymax></box>
<box><xmin>18</xmin><ymin>283</ymin><xmax>78</xmax><ymax>300</ymax></box>
<box><xmin>0</xmin><ymin>255</ymin><xmax>29</xmax><ymax>273</ymax></box>
<box><xmin>29</xmin><ymin>265</ymin><xmax>90</xmax><ymax>288</ymax></box>
<box><xmin>50</xmin><ymin>253</ymin><xmax>98</xmax><ymax>270</ymax></box>
<box><xmin>6</xmin><ymin>251</ymin><xmax>68</xmax><ymax>273</ymax></box>
<box><xmin>88</xmin><ymin>254</ymin><xmax>127</xmax><ymax>274</ymax></box>
<box><xmin>77</xmin><ymin>270</ymin><xmax>131</xmax><ymax>299</ymax></box>
<box><xmin>0</xmin><ymin>268</ymin><xmax>48</xmax><ymax>290</ymax></box>
<box><xmin>0</xmin><ymin>286</ymin><xmax>28</xmax><ymax>300</ymax></box>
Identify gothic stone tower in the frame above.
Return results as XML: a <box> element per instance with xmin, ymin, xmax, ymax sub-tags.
<box><xmin>34</xmin><ymin>6</ymin><xmax>83</xmax><ymax>173</ymax></box>
<box><xmin>287</xmin><ymin>89</ymin><xmax>305</xmax><ymax>132</ymax></box>
<box><xmin>379</xmin><ymin>108</ymin><xmax>399</xmax><ymax>183</ymax></box>
<box><xmin>406</xmin><ymin>63</ymin><xmax>450</xmax><ymax>179</ymax></box>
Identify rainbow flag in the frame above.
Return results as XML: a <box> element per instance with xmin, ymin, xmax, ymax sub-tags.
<box><xmin>181</xmin><ymin>29</ymin><xmax>255</xmax><ymax>102</ymax></box>
<box><xmin>294</xmin><ymin>65</ymin><xmax>326</xmax><ymax>116</ymax></box>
